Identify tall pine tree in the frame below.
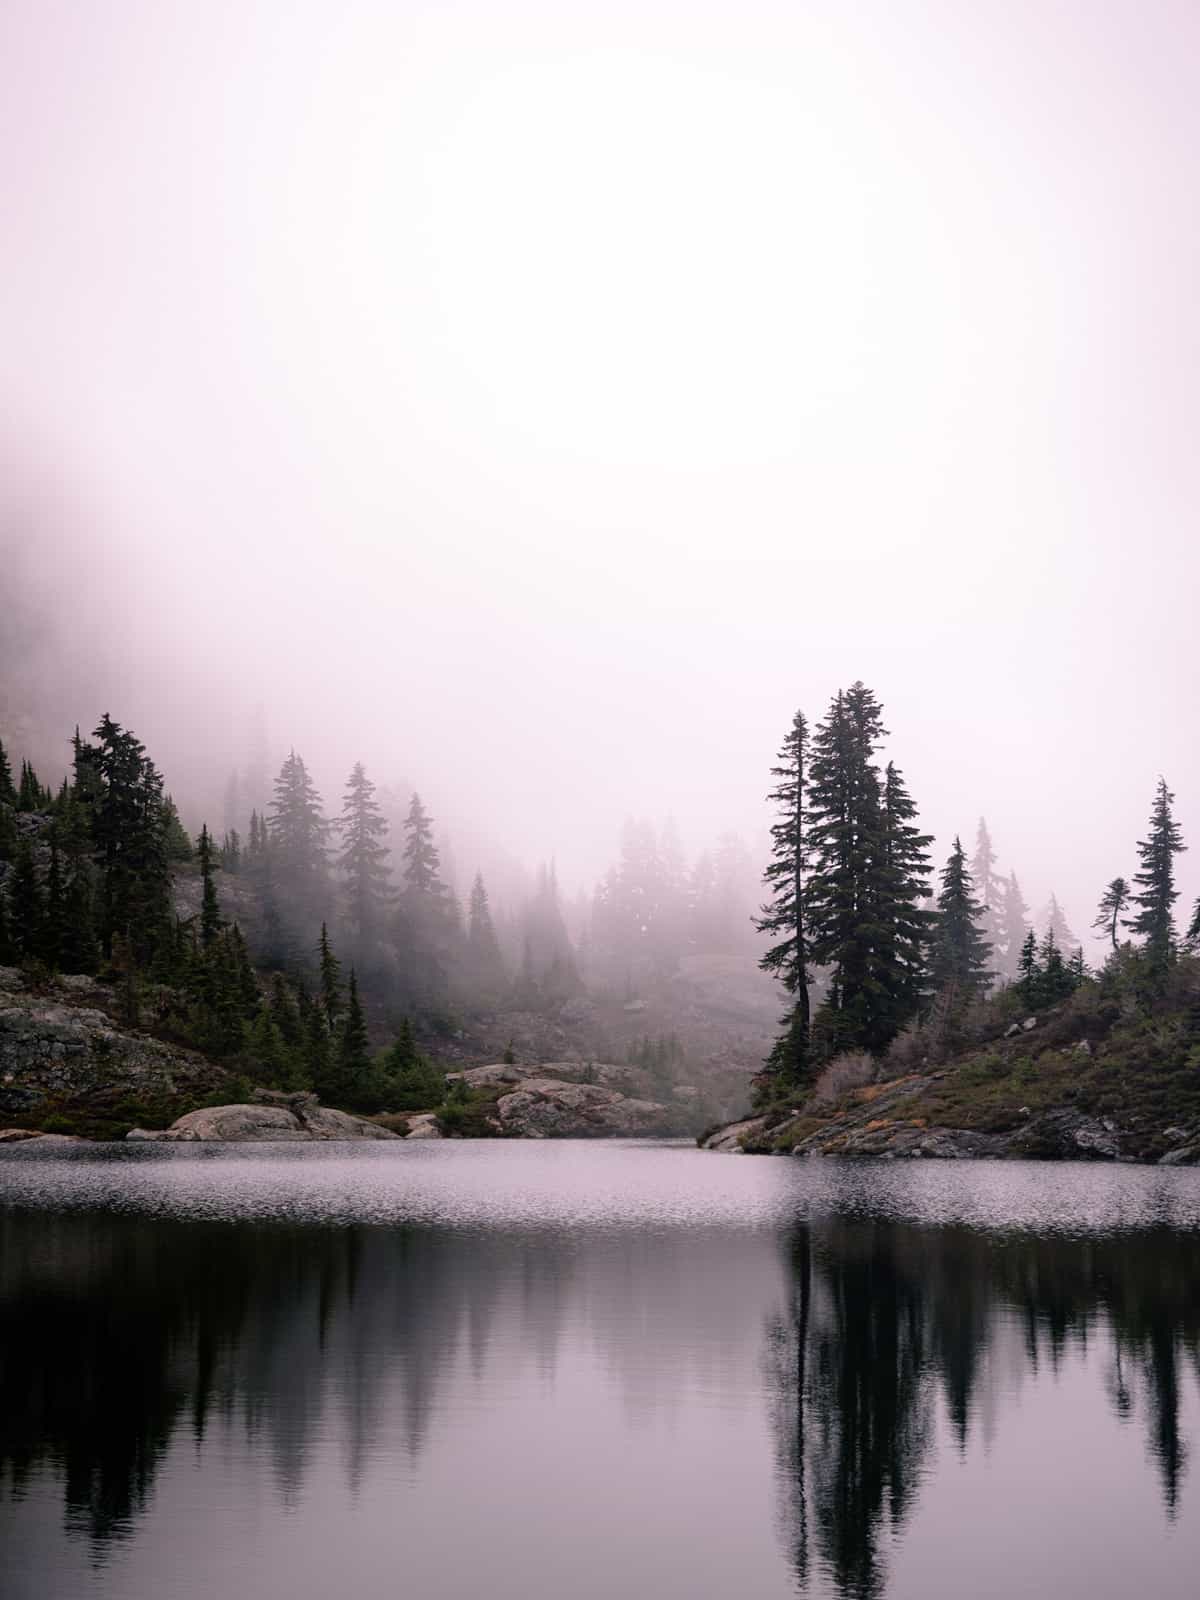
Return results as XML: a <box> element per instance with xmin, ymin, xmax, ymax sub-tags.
<box><xmin>929</xmin><ymin>837</ymin><xmax>991</xmax><ymax>1001</ymax></box>
<box><xmin>1124</xmin><ymin>777</ymin><xmax>1186</xmax><ymax>974</ymax></box>
<box><xmin>756</xmin><ymin>710</ymin><xmax>811</xmax><ymax>1086</ymax></box>
<box><xmin>335</xmin><ymin>761</ymin><xmax>392</xmax><ymax>959</ymax></box>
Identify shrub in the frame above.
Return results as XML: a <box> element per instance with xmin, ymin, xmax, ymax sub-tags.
<box><xmin>811</xmin><ymin>1051</ymin><xmax>876</xmax><ymax>1106</ymax></box>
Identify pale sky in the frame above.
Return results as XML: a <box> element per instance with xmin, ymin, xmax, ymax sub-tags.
<box><xmin>2</xmin><ymin>0</ymin><xmax>1198</xmax><ymax>942</ymax></box>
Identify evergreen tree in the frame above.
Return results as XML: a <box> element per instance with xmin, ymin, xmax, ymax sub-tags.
<box><xmin>402</xmin><ymin>792</ymin><xmax>442</xmax><ymax>893</ymax></box>
<box><xmin>805</xmin><ymin>683</ymin><xmax>929</xmax><ymax>1057</ymax></box>
<box><xmin>317</xmin><ymin>922</ymin><xmax>343</xmax><ymax>1029</ymax></box>
<box><xmin>996</xmin><ymin>872</ymin><xmax>1031</xmax><ymax>981</ymax></box>
<box><xmin>1093</xmin><ymin>877</ymin><xmax>1132</xmax><ymax>951</ymax></box>
<box><xmin>39</xmin><ymin>836</ymin><xmax>68</xmax><ymax>969</ymax></box>
<box><xmin>0</xmin><ymin>800</ymin><xmax>16</xmax><ymax>865</ymax></box>
<box><xmin>970</xmin><ymin>818</ymin><xmax>1004</xmax><ymax>959</ymax></box>
<box><xmin>397</xmin><ymin>793</ymin><xmax>459</xmax><ymax>1005</ymax></box>
<box><xmin>17</xmin><ymin>760</ymin><xmax>45</xmax><ymax>812</ymax></box>
<box><xmin>84</xmin><ymin>715</ymin><xmax>172</xmax><ymax>963</ymax></box>
<box><xmin>1185</xmin><ymin>897</ymin><xmax>1200</xmax><ymax>954</ymax></box>
<box><xmin>268</xmin><ymin>750</ymin><xmax>330</xmax><ymax>913</ymax></box>
<box><xmin>10</xmin><ymin>836</ymin><xmax>41</xmax><ymax>960</ymax></box>
<box><xmin>756</xmin><ymin>710</ymin><xmax>811</xmax><ymax>1086</ymax></box>
<box><xmin>1038</xmin><ymin>892</ymin><xmax>1078</xmax><ymax>953</ymax></box>
<box><xmin>929</xmin><ymin>837</ymin><xmax>991</xmax><ymax>1001</ymax></box>
<box><xmin>220</xmin><ymin>829</ymin><xmax>242</xmax><ymax>873</ymax></box>
<box><xmin>335</xmin><ymin>761</ymin><xmax>392</xmax><ymax>956</ymax></box>
<box><xmin>0</xmin><ymin>738</ymin><xmax>15</xmax><ymax>806</ymax></box>
<box><xmin>197</xmin><ymin>824</ymin><xmax>222</xmax><ymax>950</ymax></box>
<box><xmin>0</xmin><ymin>879</ymin><xmax>14</xmax><ymax>964</ymax></box>
<box><xmin>243</xmin><ymin>1005</ymin><xmax>293</xmax><ymax>1088</ymax></box>
<box><xmin>162</xmin><ymin>797</ymin><xmax>193</xmax><ymax>861</ymax></box>
<box><xmin>1014</xmin><ymin>928</ymin><xmax>1039</xmax><ymax>1007</ymax></box>
<box><xmin>268</xmin><ymin>973</ymin><xmax>303</xmax><ymax>1050</ymax></box>
<box><xmin>303</xmin><ymin>1000</ymin><xmax>331</xmax><ymax>1091</ymax></box>
<box><xmin>382</xmin><ymin>1018</ymin><xmax>446</xmax><ymax>1110</ymax></box>
<box><xmin>328</xmin><ymin>969</ymin><xmax>372</xmax><ymax>1108</ymax></box>
<box><xmin>874</xmin><ymin>761</ymin><xmax>934</xmax><ymax>1040</ymax></box>
<box><xmin>1124</xmin><ymin>777</ymin><xmax>1186</xmax><ymax>974</ymax></box>
<box><xmin>1037</xmin><ymin>928</ymin><xmax>1074</xmax><ymax>1006</ymax></box>
<box><xmin>466</xmin><ymin>871</ymin><xmax>508</xmax><ymax>993</ymax></box>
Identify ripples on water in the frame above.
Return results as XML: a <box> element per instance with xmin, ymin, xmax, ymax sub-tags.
<box><xmin>2</xmin><ymin>1143</ymin><xmax>1199</xmax><ymax>1600</ymax></box>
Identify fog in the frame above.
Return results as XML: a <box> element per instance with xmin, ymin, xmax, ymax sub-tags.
<box><xmin>2</xmin><ymin>0</ymin><xmax>1198</xmax><ymax>948</ymax></box>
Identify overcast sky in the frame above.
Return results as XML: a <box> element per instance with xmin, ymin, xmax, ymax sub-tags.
<box><xmin>2</xmin><ymin>0</ymin><xmax>1198</xmax><ymax>941</ymax></box>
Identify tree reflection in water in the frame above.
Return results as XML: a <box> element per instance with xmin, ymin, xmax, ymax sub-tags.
<box><xmin>766</xmin><ymin>1219</ymin><xmax>1200</xmax><ymax>1597</ymax></box>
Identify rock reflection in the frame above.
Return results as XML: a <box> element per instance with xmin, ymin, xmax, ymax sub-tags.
<box><xmin>767</xmin><ymin>1220</ymin><xmax>1200</xmax><ymax>1596</ymax></box>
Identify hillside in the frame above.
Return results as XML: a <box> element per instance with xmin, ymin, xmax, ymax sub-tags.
<box><xmin>706</xmin><ymin>967</ymin><xmax>1200</xmax><ymax>1165</ymax></box>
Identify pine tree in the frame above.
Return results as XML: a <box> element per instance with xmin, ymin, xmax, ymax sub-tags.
<box><xmin>39</xmin><ymin>836</ymin><xmax>68</xmax><ymax>969</ymax></box>
<box><xmin>335</xmin><ymin>761</ymin><xmax>392</xmax><ymax>956</ymax></box>
<box><xmin>10</xmin><ymin>836</ymin><xmax>42</xmax><ymax>960</ymax></box>
<box><xmin>970</xmin><ymin>818</ymin><xmax>1004</xmax><ymax>959</ymax></box>
<box><xmin>466</xmin><ymin>871</ymin><xmax>507</xmax><ymax>993</ymax></box>
<box><xmin>1093</xmin><ymin>877</ymin><xmax>1131</xmax><ymax>952</ymax></box>
<box><xmin>197</xmin><ymin>824</ymin><xmax>222</xmax><ymax>950</ymax></box>
<box><xmin>162</xmin><ymin>797</ymin><xmax>193</xmax><ymax>861</ymax></box>
<box><xmin>1038</xmin><ymin>928</ymin><xmax>1074</xmax><ymax>1005</ymax></box>
<box><xmin>0</xmin><ymin>800</ymin><xmax>16</xmax><ymax>864</ymax></box>
<box><xmin>221</xmin><ymin>829</ymin><xmax>242</xmax><ymax>873</ymax></box>
<box><xmin>330</xmin><ymin>969</ymin><xmax>373</xmax><ymax>1109</ymax></box>
<box><xmin>1039</xmin><ymin>892</ymin><xmax>1079</xmax><ymax>953</ymax></box>
<box><xmin>1124</xmin><ymin>777</ymin><xmax>1186</xmax><ymax>974</ymax></box>
<box><xmin>268</xmin><ymin>973</ymin><xmax>303</xmax><ymax>1050</ymax></box>
<box><xmin>756</xmin><ymin>710</ymin><xmax>811</xmax><ymax>1086</ymax></box>
<box><xmin>0</xmin><ymin>880</ymin><xmax>14</xmax><ymax>964</ymax></box>
<box><xmin>1014</xmin><ymin>928</ymin><xmax>1039</xmax><ymax>1007</ymax></box>
<box><xmin>382</xmin><ymin>1017</ymin><xmax>445</xmax><ymax>1110</ymax></box>
<box><xmin>805</xmin><ymin>683</ymin><xmax>929</xmax><ymax>1057</ymax></box>
<box><xmin>268</xmin><ymin>750</ymin><xmax>330</xmax><ymax>913</ymax></box>
<box><xmin>317</xmin><ymin>922</ymin><xmax>343</xmax><ymax>1029</ymax></box>
<box><xmin>397</xmin><ymin>792</ymin><xmax>459</xmax><ymax>1006</ymax></box>
<box><xmin>17</xmin><ymin>760</ymin><xmax>45</xmax><ymax>813</ymax></box>
<box><xmin>303</xmin><ymin>1000</ymin><xmax>331</xmax><ymax>1091</ymax></box>
<box><xmin>402</xmin><ymin>793</ymin><xmax>442</xmax><ymax>893</ymax></box>
<box><xmin>874</xmin><ymin>761</ymin><xmax>934</xmax><ymax>1041</ymax></box>
<box><xmin>929</xmin><ymin>837</ymin><xmax>991</xmax><ymax>1001</ymax></box>
<box><xmin>1186</xmin><ymin>898</ymin><xmax>1200</xmax><ymax>953</ymax></box>
<box><xmin>84</xmin><ymin>715</ymin><xmax>172</xmax><ymax>963</ymax></box>
<box><xmin>0</xmin><ymin>738</ymin><xmax>15</xmax><ymax>807</ymax></box>
<box><xmin>997</xmin><ymin>872</ymin><xmax>1031</xmax><ymax>982</ymax></box>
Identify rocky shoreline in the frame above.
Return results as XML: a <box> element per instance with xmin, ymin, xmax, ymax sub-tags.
<box><xmin>701</xmin><ymin>1067</ymin><xmax>1200</xmax><ymax>1165</ymax></box>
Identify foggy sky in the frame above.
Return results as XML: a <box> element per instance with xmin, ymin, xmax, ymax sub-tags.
<box><xmin>2</xmin><ymin>0</ymin><xmax>1198</xmax><ymax>947</ymax></box>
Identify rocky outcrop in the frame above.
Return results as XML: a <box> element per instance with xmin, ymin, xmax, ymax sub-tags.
<box><xmin>128</xmin><ymin>1094</ymin><xmax>399</xmax><ymax>1142</ymax></box>
<box><xmin>704</xmin><ymin>1070</ymin><xmax>1198</xmax><ymax>1163</ymax></box>
<box><xmin>446</xmin><ymin>1061</ymin><xmax>680</xmax><ymax>1137</ymax></box>
<box><xmin>701</xmin><ymin>1116</ymin><xmax>769</xmax><ymax>1153</ymax></box>
<box><xmin>0</xmin><ymin>969</ymin><xmax>227</xmax><ymax>1123</ymax></box>
<box><xmin>493</xmin><ymin>1078</ymin><xmax>674</xmax><ymax>1138</ymax></box>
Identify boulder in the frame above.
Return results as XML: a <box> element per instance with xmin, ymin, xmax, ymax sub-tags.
<box><xmin>404</xmin><ymin>1113</ymin><xmax>443</xmax><ymax>1140</ymax></box>
<box><xmin>702</xmin><ymin>1116</ymin><xmax>769</xmax><ymax>1153</ymax></box>
<box><xmin>1160</xmin><ymin>1143</ymin><xmax>1200</xmax><ymax>1167</ymax></box>
<box><xmin>493</xmin><ymin>1078</ymin><xmax>675</xmax><ymax>1138</ymax></box>
<box><xmin>127</xmin><ymin>1100</ymin><xmax>400</xmax><ymax>1142</ymax></box>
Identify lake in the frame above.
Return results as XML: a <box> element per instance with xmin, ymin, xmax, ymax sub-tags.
<box><xmin>2</xmin><ymin>1141</ymin><xmax>1199</xmax><ymax>1599</ymax></box>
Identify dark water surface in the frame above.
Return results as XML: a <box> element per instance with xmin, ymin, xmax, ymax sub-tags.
<box><xmin>2</xmin><ymin>1143</ymin><xmax>1199</xmax><ymax>1600</ymax></box>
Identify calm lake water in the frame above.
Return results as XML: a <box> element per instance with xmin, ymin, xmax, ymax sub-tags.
<box><xmin>2</xmin><ymin>1143</ymin><xmax>1199</xmax><ymax>1600</ymax></box>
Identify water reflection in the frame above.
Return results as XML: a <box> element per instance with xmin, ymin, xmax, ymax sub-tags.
<box><xmin>768</xmin><ymin>1220</ymin><xmax>1200</xmax><ymax>1596</ymax></box>
<box><xmin>1</xmin><ymin>1152</ymin><xmax>1199</xmax><ymax>1600</ymax></box>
